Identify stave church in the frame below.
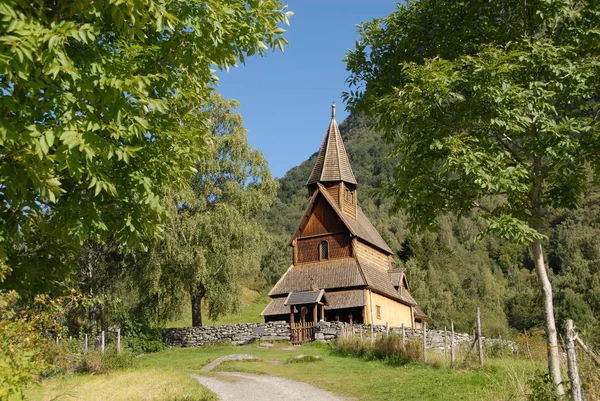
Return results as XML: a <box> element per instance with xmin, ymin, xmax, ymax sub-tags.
<box><xmin>261</xmin><ymin>105</ymin><xmax>427</xmax><ymax>328</ymax></box>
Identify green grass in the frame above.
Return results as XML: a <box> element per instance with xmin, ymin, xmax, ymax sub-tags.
<box><xmin>166</xmin><ymin>289</ymin><xmax>270</xmax><ymax>328</ymax></box>
<box><xmin>27</xmin><ymin>341</ymin><xmax>543</xmax><ymax>401</ymax></box>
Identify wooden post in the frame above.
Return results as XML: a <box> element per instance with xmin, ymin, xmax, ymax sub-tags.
<box><xmin>320</xmin><ymin>305</ymin><xmax>325</xmax><ymax>322</ymax></box>
<box><xmin>313</xmin><ymin>304</ymin><xmax>318</xmax><ymax>325</ymax></box>
<box><xmin>566</xmin><ymin>320</ymin><xmax>583</xmax><ymax>401</ymax></box>
<box><xmin>499</xmin><ymin>333</ymin><xmax>504</xmax><ymax>359</ymax></box>
<box><xmin>69</xmin><ymin>335</ymin><xmax>72</xmax><ymax>344</ymax></box>
<box><xmin>450</xmin><ymin>321</ymin><xmax>455</xmax><ymax>367</ymax></box>
<box><xmin>402</xmin><ymin>323</ymin><xmax>406</xmax><ymax>350</ymax></box>
<box><xmin>85</xmin><ymin>334</ymin><xmax>88</xmax><ymax>354</ymax></box>
<box><xmin>369</xmin><ymin>291</ymin><xmax>374</xmax><ymax>344</ymax></box>
<box><xmin>386</xmin><ymin>322</ymin><xmax>389</xmax><ymax>337</ymax></box>
<box><xmin>101</xmin><ymin>330</ymin><xmax>105</xmax><ymax>354</ymax></box>
<box><xmin>476</xmin><ymin>308</ymin><xmax>484</xmax><ymax>365</ymax></box>
<box><xmin>575</xmin><ymin>335</ymin><xmax>600</xmax><ymax>367</ymax></box>
<box><xmin>422</xmin><ymin>322</ymin><xmax>427</xmax><ymax>363</ymax></box>
<box><xmin>117</xmin><ymin>329</ymin><xmax>121</xmax><ymax>354</ymax></box>
<box><xmin>444</xmin><ymin>326</ymin><xmax>448</xmax><ymax>357</ymax></box>
<box><xmin>55</xmin><ymin>335</ymin><xmax>59</xmax><ymax>346</ymax></box>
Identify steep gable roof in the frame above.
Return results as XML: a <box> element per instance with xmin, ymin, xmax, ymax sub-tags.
<box><xmin>306</xmin><ymin>105</ymin><xmax>357</xmax><ymax>186</ymax></box>
<box><xmin>290</xmin><ymin>184</ymin><xmax>393</xmax><ymax>255</ymax></box>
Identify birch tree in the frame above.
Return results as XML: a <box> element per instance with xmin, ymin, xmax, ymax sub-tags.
<box><xmin>345</xmin><ymin>0</ymin><xmax>600</xmax><ymax>395</ymax></box>
<box><xmin>136</xmin><ymin>94</ymin><xmax>278</xmax><ymax>326</ymax></box>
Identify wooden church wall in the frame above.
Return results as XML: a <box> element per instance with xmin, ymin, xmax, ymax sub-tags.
<box><xmin>355</xmin><ymin>240</ymin><xmax>390</xmax><ymax>270</ymax></box>
<box><xmin>300</xmin><ymin>197</ymin><xmax>346</xmax><ymax>237</ymax></box>
<box><xmin>325</xmin><ymin>184</ymin><xmax>340</xmax><ymax>205</ymax></box>
<box><xmin>297</xmin><ymin>233</ymin><xmax>351</xmax><ymax>264</ymax></box>
<box><xmin>343</xmin><ymin>190</ymin><xmax>356</xmax><ymax>219</ymax></box>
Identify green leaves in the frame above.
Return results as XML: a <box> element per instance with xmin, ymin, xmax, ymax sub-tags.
<box><xmin>346</xmin><ymin>0</ymin><xmax>600</xmax><ymax>244</ymax></box>
<box><xmin>0</xmin><ymin>0</ymin><xmax>290</xmax><ymax>257</ymax></box>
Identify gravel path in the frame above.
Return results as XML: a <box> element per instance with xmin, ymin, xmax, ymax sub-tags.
<box><xmin>191</xmin><ymin>372</ymin><xmax>347</xmax><ymax>401</ymax></box>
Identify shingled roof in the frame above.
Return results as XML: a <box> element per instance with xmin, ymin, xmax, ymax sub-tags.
<box><xmin>306</xmin><ymin>104</ymin><xmax>357</xmax><ymax>186</ymax></box>
<box><xmin>268</xmin><ymin>256</ymin><xmax>415</xmax><ymax>307</ymax></box>
<box><xmin>268</xmin><ymin>258</ymin><xmax>365</xmax><ymax>297</ymax></box>
<box><xmin>316</xmin><ymin>184</ymin><xmax>394</xmax><ymax>254</ymax></box>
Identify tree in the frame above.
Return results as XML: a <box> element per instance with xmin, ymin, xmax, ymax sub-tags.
<box><xmin>345</xmin><ymin>0</ymin><xmax>600</xmax><ymax>395</ymax></box>
<box><xmin>0</xmin><ymin>0</ymin><xmax>291</xmax><ymax>264</ymax></box>
<box><xmin>134</xmin><ymin>94</ymin><xmax>278</xmax><ymax>327</ymax></box>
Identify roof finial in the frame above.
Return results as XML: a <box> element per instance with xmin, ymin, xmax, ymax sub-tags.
<box><xmin>331</xmin><ymin>103</ymin><xmax>336</xmax><ymax>118</ymax></box>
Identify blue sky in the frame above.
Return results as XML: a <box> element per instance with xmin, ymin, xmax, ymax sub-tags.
<box><xmin>215</xmin><ymin>1</ymin><xmax>399</xmax><ymax>178</ymax></box>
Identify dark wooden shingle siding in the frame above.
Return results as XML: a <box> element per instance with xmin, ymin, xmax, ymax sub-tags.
<box><xmin>297</xmin><ymin>233</ymin><xmax>351</xmax><ymax>264</ymax></box>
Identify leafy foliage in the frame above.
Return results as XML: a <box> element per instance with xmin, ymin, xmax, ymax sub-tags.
<box><xmin>131</xmin><ymin>94</ymin><xmax>278</xmax><ymax>326</ymax></box>
<box><xmin>0</xmin><ymin>0</ymin><xmax>291</xmax><ymax>257</ymax></box>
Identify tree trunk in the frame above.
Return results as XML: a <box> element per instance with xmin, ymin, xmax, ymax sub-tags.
<box><xmin>191</xmin><ymin>291</ymin><xmax>203</xmax><ymax>327</ymax></box>
<box><xmin>530</xmin><ymin>238</ymin><xmax>565</xmax><ymax>397</ymax></box>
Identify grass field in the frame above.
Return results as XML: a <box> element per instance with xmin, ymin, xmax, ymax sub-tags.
<box><xmin>166</xmin><ymin>288</ymin><xmax>270</xmax><ymax>328</ymax></box>
<box><xmin>27</xmin><ymin>341</ymin><xmax>544</xmax><ymax>401</ymax></box>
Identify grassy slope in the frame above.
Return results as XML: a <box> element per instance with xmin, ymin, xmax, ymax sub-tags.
<box><xmin>166</xmin><ymin>288</ymin><xmax>270</xmax><ymax>328</ymax></box>
<box><xmin>28</xmin><ymin>342</ymin><xmax>543</xmax><ymax>401</ymax></box>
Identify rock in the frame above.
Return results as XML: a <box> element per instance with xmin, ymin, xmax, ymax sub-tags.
<box><xmin>258</xmin><ymin>342</ymin><xmax>274</xmax><ymax>348</ymax></box>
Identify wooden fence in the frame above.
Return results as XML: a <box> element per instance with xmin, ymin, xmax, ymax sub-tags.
<box><xmin>291</xmin><ymin>321</ymin><xmax>315</xmax><ymax>345</ymax></box>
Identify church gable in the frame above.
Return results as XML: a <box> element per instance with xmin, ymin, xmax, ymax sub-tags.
<box><xmin>300</xmin><ymin>194</ymin><xmax>347</xmax><ymax>237</ymax></box>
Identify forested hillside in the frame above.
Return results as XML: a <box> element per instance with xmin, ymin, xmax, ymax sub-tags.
<box><xmin>260</xmin><ymin>113</ymin><xmax>600</xmax><ymax>342</ymax></box>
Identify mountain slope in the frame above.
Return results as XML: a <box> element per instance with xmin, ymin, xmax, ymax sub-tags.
<box><xmin>260</xmin><ymin>113</ymin><xmax>600</xmax><ymax>342</ymax></box>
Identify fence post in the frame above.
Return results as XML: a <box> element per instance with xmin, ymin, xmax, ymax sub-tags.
<box><xmin>101</xmin><ymin>330</ymin><xmax>105</xmax><ymax>354</ymax></box>
<box><xmin>85</xmin><ymin>333</ymin><xmax>88</xmax><ymax>354</ymax></box>
<box><xmin>422</xmin><ymin>322</ymin><xmax>427</xmax><ymax>363</ymax></box>
<box><xmin>386</xmin><ymin>322</ymin><xmax>389</xmax><ymax>337</ymax></box>
<box><xmin>476</xmin><ymin>307</ymin><xmax>484</xmax><ymax>365</ymax></box>
<box><xmin>55</xmin><ymin>335</ymin><xmax>59</xmax><ymax>346</ymax></box>
<box><xmin>117</xmin><ymin>329</ymin><xmax>121</xmax><ymax>354</ymax></box>
<box><xmin>402</xmin><ymin>323</ymin><xmax>406</xmax><ymax>350</ymax></box>
<box><xmin>566</xmin><ymin>320</ymin><xmax>583</xmax><ymax>401</ymax></box>
<box><xmin>444</xmin><ymin>326</ymin><xmax>448</xmax><ymax>357</ymax></box>
<box><xmin>450</xmin><ymin>321</ymin><xmax>455</xmax><ymax>367</ymax></box>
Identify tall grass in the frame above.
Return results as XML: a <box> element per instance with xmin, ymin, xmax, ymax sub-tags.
<box><xmin>331</xmin><ymin>333</ymin><xmax>419</xmax><ymax>366</ymax></box>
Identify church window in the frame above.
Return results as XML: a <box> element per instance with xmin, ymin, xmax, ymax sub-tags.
<box><xmin>376</xmin><ymin>305</ymin><xmax>381</xmax><ymax>320</ymax></box>
<box><xmin>320</xmin><ymin>240</ymin><xmax>329</xmax><ymax>260</ymax></box>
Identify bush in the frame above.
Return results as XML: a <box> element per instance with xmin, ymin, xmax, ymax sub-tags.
<box><xmin>77</xmin><ymin>349</ymin><xmax>136</xmax><ymax>374</ymax></box>
<box><xmin>526</xmin><ymin>372</ymin><xmax>558</xmax><ymax>401</ymax></box>
<box><xmin>125</xmin><ymin>331</ymin><xmax>166</xmax><ymax>354</ymax></box>
<box><xmin>369</xmin><ymin>334</ymin><xmax>409</xmax><ymax>366</ymax></box>
<box><xmin>331</xmin><ymin>337</ymin><xmax>373</xmax><ymax>358</ymax></box>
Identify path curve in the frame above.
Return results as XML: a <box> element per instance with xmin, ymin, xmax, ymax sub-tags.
<box><xmin>192</xmin><ymin>372</ymin><xmax>348</xmax><ymax>401</ymax></box>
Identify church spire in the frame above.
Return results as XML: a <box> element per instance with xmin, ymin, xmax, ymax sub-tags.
<box><xmin>306</xmin><ymin>104</ymin><xmax>357</xmax><ymax>186</ymax></box>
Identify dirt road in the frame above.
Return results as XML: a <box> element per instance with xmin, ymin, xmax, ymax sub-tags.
<box><xmin>191</xmin><ymin>372</ymin><xmax>347</xmax><ymax>401</ymax></box>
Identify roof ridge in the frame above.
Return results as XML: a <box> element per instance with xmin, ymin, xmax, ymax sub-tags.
<box><xmin>334</xmin><ymin>120</ymin><xmax>343</xmax><ymax>182</ymax></box>
<box><xmin>320</xmin><ymin>124</ymin><xmax>332</xmax><ymax>182</ymax></box>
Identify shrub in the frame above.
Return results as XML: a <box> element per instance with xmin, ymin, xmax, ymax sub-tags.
<box><xmin>404</xmin><ymin>339</ymin><xmax>422</xmax><ymax>363</ymax></box>
<box><xmin>370</xmin><ymin>334</ymin><xmax>409</xmax><ymax>366</ymax></box>
<box><xmin>77</xmin><ymin>349</ymin><xmax>136</xmax><ymax>374</ymax></box>
<box><xmin>526</xmin><ymin>372</ymin><xmax>558</xmax><ymax>401</ymax></box>
<box><xmin>331</xmin><ymin>337</ymin><xmax>372</xmax><ymax>358</ymax></box>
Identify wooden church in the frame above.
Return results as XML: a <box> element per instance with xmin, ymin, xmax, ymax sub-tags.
<box><xmin>262</xmin><ymin>105</ymin><xmax>427</xmax><ymax>328</ymax></box>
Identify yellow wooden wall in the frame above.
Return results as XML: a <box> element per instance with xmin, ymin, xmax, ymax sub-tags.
<box><xmin>364</xmin><ymin>290</ymin><xmax>414</xmax><ymax>328</ymax></box>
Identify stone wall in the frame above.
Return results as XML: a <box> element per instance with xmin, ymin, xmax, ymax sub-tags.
<box><xmin>162</xmin><ymin>322</ymin><xmax>290</xmax><ymax>347</ymax></box>
<box><xmin>315</xmin><ymin>321</ymin><xmax>515</xmax><ymax>352</ymax></box>
<box><xmin>163</xmin><ymin>321</ymin><xmax>515</xmax><ymax>352</ymax></box>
